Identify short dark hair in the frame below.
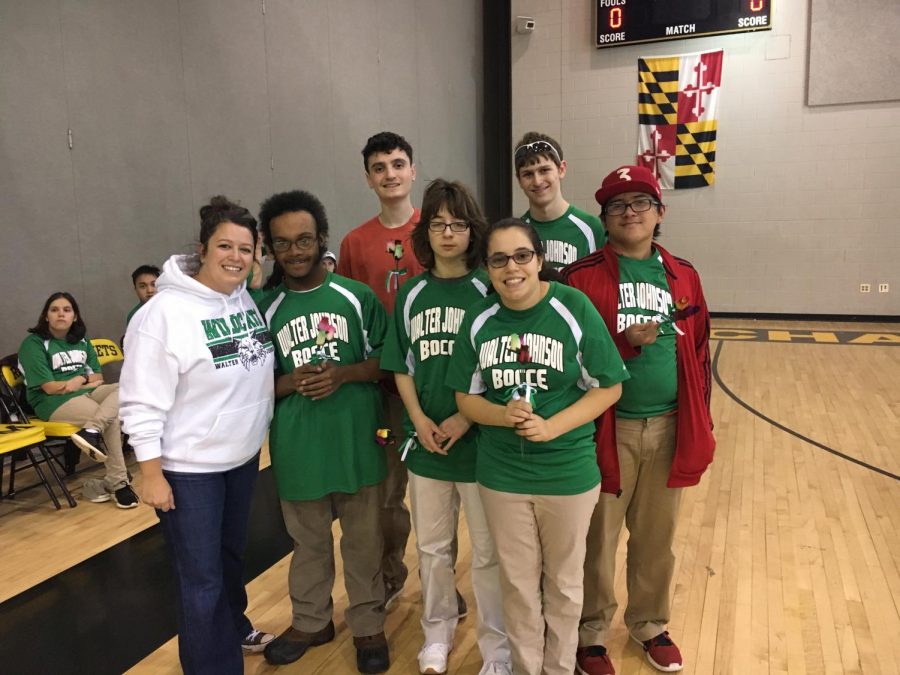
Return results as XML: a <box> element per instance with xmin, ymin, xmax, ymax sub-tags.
<box><xmin>412</xmin><ymin>179</ymin><xmax>487</xmax><ymax>271</ymax></box>
<box><xmin>198</xmin><ymin>196</ymin><xmax>258</xmax><ymax>251</ymax></box>
<box><xmin>362</xmin><ymin>131</ymin><xmax>414</xmax><ymax>172</ymax></box>
<box><xmin>258</xmin><ymin>190</ymin><xmax>330</xmax><ymax>289</ymax></box>
<box><xmin>131</xmin><ymin>265</ymin><xmax>160</xmax><ymax>285</ymax></box>
<box><xmin>483</xmin><ymin>218</ymin><xmax>563</xmax><ymax>285</ymax></box>
<box><xmin>29</xmin><ymin>291</ymin><xmax>87</xmax><ymax>343</ymax></box>
<box><xmin>513</xmin><ymin>131</ymin><xmax>564</xmax><ymax>173</ymax></box>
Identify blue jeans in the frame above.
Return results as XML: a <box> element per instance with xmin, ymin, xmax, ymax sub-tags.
<box><xmin>158</xmin><ymin>454</ymin><xmax>259</xmax><ymax>675</ymax></box>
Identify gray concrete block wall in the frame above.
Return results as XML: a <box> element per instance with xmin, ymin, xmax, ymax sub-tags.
<box><xmin>511</xmin><ymin>0</ymin><xmax>900</xmax><ymax>315</ymax></box>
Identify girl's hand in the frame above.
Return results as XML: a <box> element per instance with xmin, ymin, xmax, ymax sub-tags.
<box><xmin>63</xmin><ymin>375</ymin><xmax>85</xmax><ymax>393</ymax></box>
<box><xmin>141</xmin><ymin>473</ymin><xmax>175</xmax><ymax>511</ymax></box>
<box><xmin>436</xmin><ymin>413</ymin><xmax>472</xmax><ymax>453</ymax></box>
<box><xmin>504</xmin><ymin>399</ymin><xmax>532</xmax><ymax>428</ymax></box>
<box><xmin>411</xmin><ymin>415</ymin><xmax>446</xmax><ymax>455</ymax></box>
<box><xmin>514</xmin><ymin>414</ymin><xmax>557</xmax><ymax>442</ymax></box>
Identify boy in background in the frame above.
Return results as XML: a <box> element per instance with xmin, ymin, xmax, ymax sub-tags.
<box><xmin>514</xmin><ymin>131</ymin><xmax>606</xmax><ymax>270</ymax></box>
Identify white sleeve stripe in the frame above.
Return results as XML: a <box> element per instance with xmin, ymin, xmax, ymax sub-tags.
<box><xmin>330</xmin><ymin>280</ymin><xmax>371</xmax><ymax>352</ymax></box>
<box><xmin>567</xmin><ymin>213</ymin><xmax>597</xmax><ymax>253</ymax></box>
<box><xmin>403</xmin><ymin>279</ymin><xmax>428</xmax><ymax>338</ymax></box>
<box><xmin>549</xmin><ymin>297</ymin><xmax>598</xmax><ymax>390</ymax></box>
<box><xmin>469</xmin><ymin>303</ymin><xmax>501</xmax><ymax>346</ymax></box>
<box><xmin>263</xmin><ymin>292</ymin><xmax>287</xmax><ymax>327</ymax></box>
<box><xmin>468</xmin><ymin>369</ymin><xmax>486</xmax><ymax>394</ymax></box>
<box><xmin>404</xmin><ymin>348</ymin><xmax>416</xmax><ymax>375</ymax></box>
<box><xmin>471</xmin><ymin>277</ymin><xmax>489</xmax><ymax>296</ymax></box>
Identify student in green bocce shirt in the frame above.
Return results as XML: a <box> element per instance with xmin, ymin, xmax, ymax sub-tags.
<box><xmin>255</xmin><ymin>189</ymin><xmax>390</xmax><ymax>674</ymax></box>
<box><xmin>381</xmin><ymin>179</ymin><xmax>510</xmax><ymax>675</ymax></box>
<box><xmin>445</xmin><ymin>218</ymin><xmax>627</xmax><ymax>675</ymax></box>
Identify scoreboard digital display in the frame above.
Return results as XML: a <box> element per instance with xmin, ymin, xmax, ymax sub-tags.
<box><xmin>596</xmin><ymin>0</ymin><xmax>772</xmax><ymax>49</ymax></box>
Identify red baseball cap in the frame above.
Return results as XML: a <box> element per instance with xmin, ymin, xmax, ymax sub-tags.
<box><xmin>594</xmin><ymin>165</ymin><xmax>662</xmax><ymax>207</ymax></box>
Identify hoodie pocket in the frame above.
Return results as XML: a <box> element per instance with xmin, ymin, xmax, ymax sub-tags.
<box><xmin>190</xmin><ymin>400</ymin><xmax>272</xmax><ymax>456</ymax></box>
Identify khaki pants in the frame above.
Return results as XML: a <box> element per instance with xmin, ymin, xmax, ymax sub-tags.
<box><xmin>479</xmin><ymin>483</ymin><xmax>600</xmax><ymax>675</ymax></box>
<box><xmin>382</xmin><ymin>393</ymin><xmax>412</xmax><ymax>589</ymax></box>
<box><xmin>580</xmin><ymin>414</ymin><xmax>682</xmax><ymax>646</ymax></box>
<box><xmin>408</xmin><ymin>472</ymin><xmax>509</xmax><ymax>664</ymax></box>
<box><xmin>280</xmin><ymin>483</ymin><xmax>385</xmax><ymax>638</ymax></box>
<box><xmin>49</xmin><ymin>383</ymin><xmax>128</xmax><ymax>491</ymax></box>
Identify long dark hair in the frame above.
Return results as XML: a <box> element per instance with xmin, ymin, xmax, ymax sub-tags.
<box><xmin>483</xmin><ymin>218</ymin><xmax>564</xmax><ymax>284</ymax></box>
<box><xmin>28</xmin><ymin>292</ymin><xmax>87</xmax><ymax>343</ymax></box>
<box><xmin>412</xmin><ymin>179</ymin><xmax>487</xmax><ymax>271</ymax></box>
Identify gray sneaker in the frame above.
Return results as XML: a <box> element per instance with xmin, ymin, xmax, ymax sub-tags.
<box><xmin>82</xmin><ymin>478</ymin><xmax>111</xmax><ymax>503</ymax></box>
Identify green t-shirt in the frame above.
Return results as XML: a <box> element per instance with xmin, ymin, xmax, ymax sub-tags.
<box><xmin>256</xmin><ymin>274</ymin><xmax>388</xmax><ymax>500</ymax></box>
<box><xmin>446</xmin><ymin>282</ymin><xmax>629</xmax><ymax>496</ymax></box>
<box><xmin>522</xmin><ymin>205</ymin><xmax>607</xmax><ymax>270</ymax></box>
<box><xmin>381</xmin><ymin>268</ymin><xmax>489</xmax><ymax>482</ymax></box>
<box><xmin>125</xmin><ymin>302</ymin><xmax>141</xmax><ymax>327</ymax></box>
<box><xmin>18</xmin><ymin>333</ymin><xmax>102</xmax><ymax>420</ymax></box>
<box><xmin>615</xmin><ymin>250</ymin><xmax>678</xmax><ymax>418</ymax></box>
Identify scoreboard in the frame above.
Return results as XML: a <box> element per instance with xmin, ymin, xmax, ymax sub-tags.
<box><xmin>596</xmin><ymin>0</ymin><xmax>772</xmax><ymax>49</ymax></box>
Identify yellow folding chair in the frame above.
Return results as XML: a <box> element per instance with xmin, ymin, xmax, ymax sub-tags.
<box><xmin>0</xmin><ymin>421</ymin><xmax>77</xmax><ymax>509</ymax></box>
<box><xmin>1</xmin><ymin>362</ymin><xmax>83</xmax><ymax>473</ymax></box>
<box><xmin>90</xmin><ymin>338</ymin><xmax>123</xmax><ymax>367</ymax></box>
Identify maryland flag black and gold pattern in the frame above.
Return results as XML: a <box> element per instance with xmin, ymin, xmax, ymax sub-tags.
<box><xmin>637</xmin><ymin>50</ymin><xmax>723</xmax><ymax>190</ymax></box>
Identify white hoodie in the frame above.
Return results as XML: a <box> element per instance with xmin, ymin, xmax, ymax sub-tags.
<box><xmin>120</xmin><ymin>254</ymin><xmax>275</xmax><ymax>472</ymax></box>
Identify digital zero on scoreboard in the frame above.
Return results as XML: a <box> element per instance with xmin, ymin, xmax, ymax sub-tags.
<box><xmin>596</xmin><ymin>0</ymin><xmax>772</xmax><ymax>48</ymax></box>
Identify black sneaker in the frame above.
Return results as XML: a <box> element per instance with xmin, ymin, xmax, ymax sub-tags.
<box><xmin>70</xmin><ymin>429</ymin><xmax>107</xmax><ymax>462</ymax></box>
<box><xmin>114</xmin><ymin>484</ymin><xmax>140</xmax><ymax>509</ymax></box>
<box><xmin>241</xmin><ymin>629</ymin><xmax>275</xmax><ymax>653</ymax></box>
<box><xmin>264</xmin><ymin>621</ymin><xmax>335</xmax><ymax>665</ymax></box>
<box><xmin>354</xmin><ymin>633</ymin><xmax>390</xmax><ymax>674</ymax></box>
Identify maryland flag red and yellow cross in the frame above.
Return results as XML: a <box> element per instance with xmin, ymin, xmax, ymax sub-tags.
<box><xmin>637</xmin><ymin>49</ymin><xmax>723</xmax><ymax>190</ymax></box>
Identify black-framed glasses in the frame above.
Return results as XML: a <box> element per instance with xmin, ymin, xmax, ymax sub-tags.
<box><xmin>603</xmin><ymin>197</ymin><xmax>659</xmax><ymax>216</ymax></box>
<box><xmin>271</xmin><ymin>235</ymin><xmax>317</xmax><ymax>252</ymax></box>
<box><xmin>427</xmin><ymin>220</ymin><xmax>470</xmax><ymax>233</ymax></box>
<box><xmin>513</xmin><ymin>141</ymin><xmax>561</xmax><ymax>165</ymax></box>
<box><xmin>486</xmin><ymin>249</ymin><xmax>537</xmax><ymax>269</ymax></box>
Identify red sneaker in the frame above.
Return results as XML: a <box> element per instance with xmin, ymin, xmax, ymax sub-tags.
<box><xmin>632</xmin><ymin>632</ymin><xmax>683</xmax><ymax>672</ymax></box>
<box><xmin>576</xmin><ymin>645</ymin><xmax>615</xmax><ymax>675</ymax></box>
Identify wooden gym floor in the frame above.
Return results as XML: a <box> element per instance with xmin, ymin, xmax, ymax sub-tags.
<box><xmin>1</xmin><ymin>319</ymin><xmax>897</xmax><ymax>674</ymax></box>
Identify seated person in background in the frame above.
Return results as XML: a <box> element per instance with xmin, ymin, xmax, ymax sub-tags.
<box><xmin>322</xmin><ymin>250</ymin><xmax>337</xmax><ymax>273</ymax></box>
<box><xmin>18</xmin><ymin>292</ymin><xmax>138</xmax><ymax>508</ymax></box>
<box><xmin>126</xmin><ymin>264</ymin><xmax>160</xmax><ymax>327</ymax></box>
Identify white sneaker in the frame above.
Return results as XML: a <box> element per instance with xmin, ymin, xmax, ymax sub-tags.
<box><xmin>479</xmin><ymin>661</ymin><xmax>513</xmax><ymax>675</ymax></box>
<box><xmin>417</xmin><ymin>642</ymin><xmax>450</xmax><ymax>674</ymax></box>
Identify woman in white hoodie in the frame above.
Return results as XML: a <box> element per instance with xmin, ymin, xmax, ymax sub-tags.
<box><xmin>120</xmin><ymin>196</ymin><xmax>276</xmax><ymax>675</ymax></box>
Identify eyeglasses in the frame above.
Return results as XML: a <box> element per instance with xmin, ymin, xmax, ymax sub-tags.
<box><xmin>427</xmin><ymin>220</ymin><xmax>470</xmax><ymax>233</ymax></box>
<box><xmin>271</xmin><ymin>235</ymin><xmax>317</xmax><ymax>252</ymax></box>
<box><xmin>604</xmin><ymin>197</ymin><xmax>660</xmax><ymax>216</ymax></box>
<box><xmin>513</xmin><ymin>141</ymin><xmax>561</xmax><ymax>165</ymax></box>
<box><xmin>486</xmin><ymin>249</ymin><xmax>537</xmax><ymax>269</ymax></box>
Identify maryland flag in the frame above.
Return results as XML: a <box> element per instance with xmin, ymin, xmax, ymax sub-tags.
<box><xmin>637</xmin><ymin>49</ymin><xmax>723</xmax><ymax>190</ymax></box>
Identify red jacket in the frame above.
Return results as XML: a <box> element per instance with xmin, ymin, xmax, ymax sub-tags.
<box><xmin>563</xmin><ymin>243</ymin><xmax>715</xmax><ymax>494</ymax></box>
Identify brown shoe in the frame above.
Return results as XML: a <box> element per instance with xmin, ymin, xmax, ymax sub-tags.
<box><xmin>263</xmin><ymin>621</ymin><xmax>335</xmax><ymax>665</ymax></box>
<box><xmin>354</xmin><ymin>632</ymin><xmax>390</xmax><ymax>673</ymax></box>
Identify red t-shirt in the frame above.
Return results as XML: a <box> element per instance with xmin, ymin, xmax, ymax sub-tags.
<box><xmin>337</xmin><ymin>210</ymin><xmax>424</xmax><ymax>314</ymax></box>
